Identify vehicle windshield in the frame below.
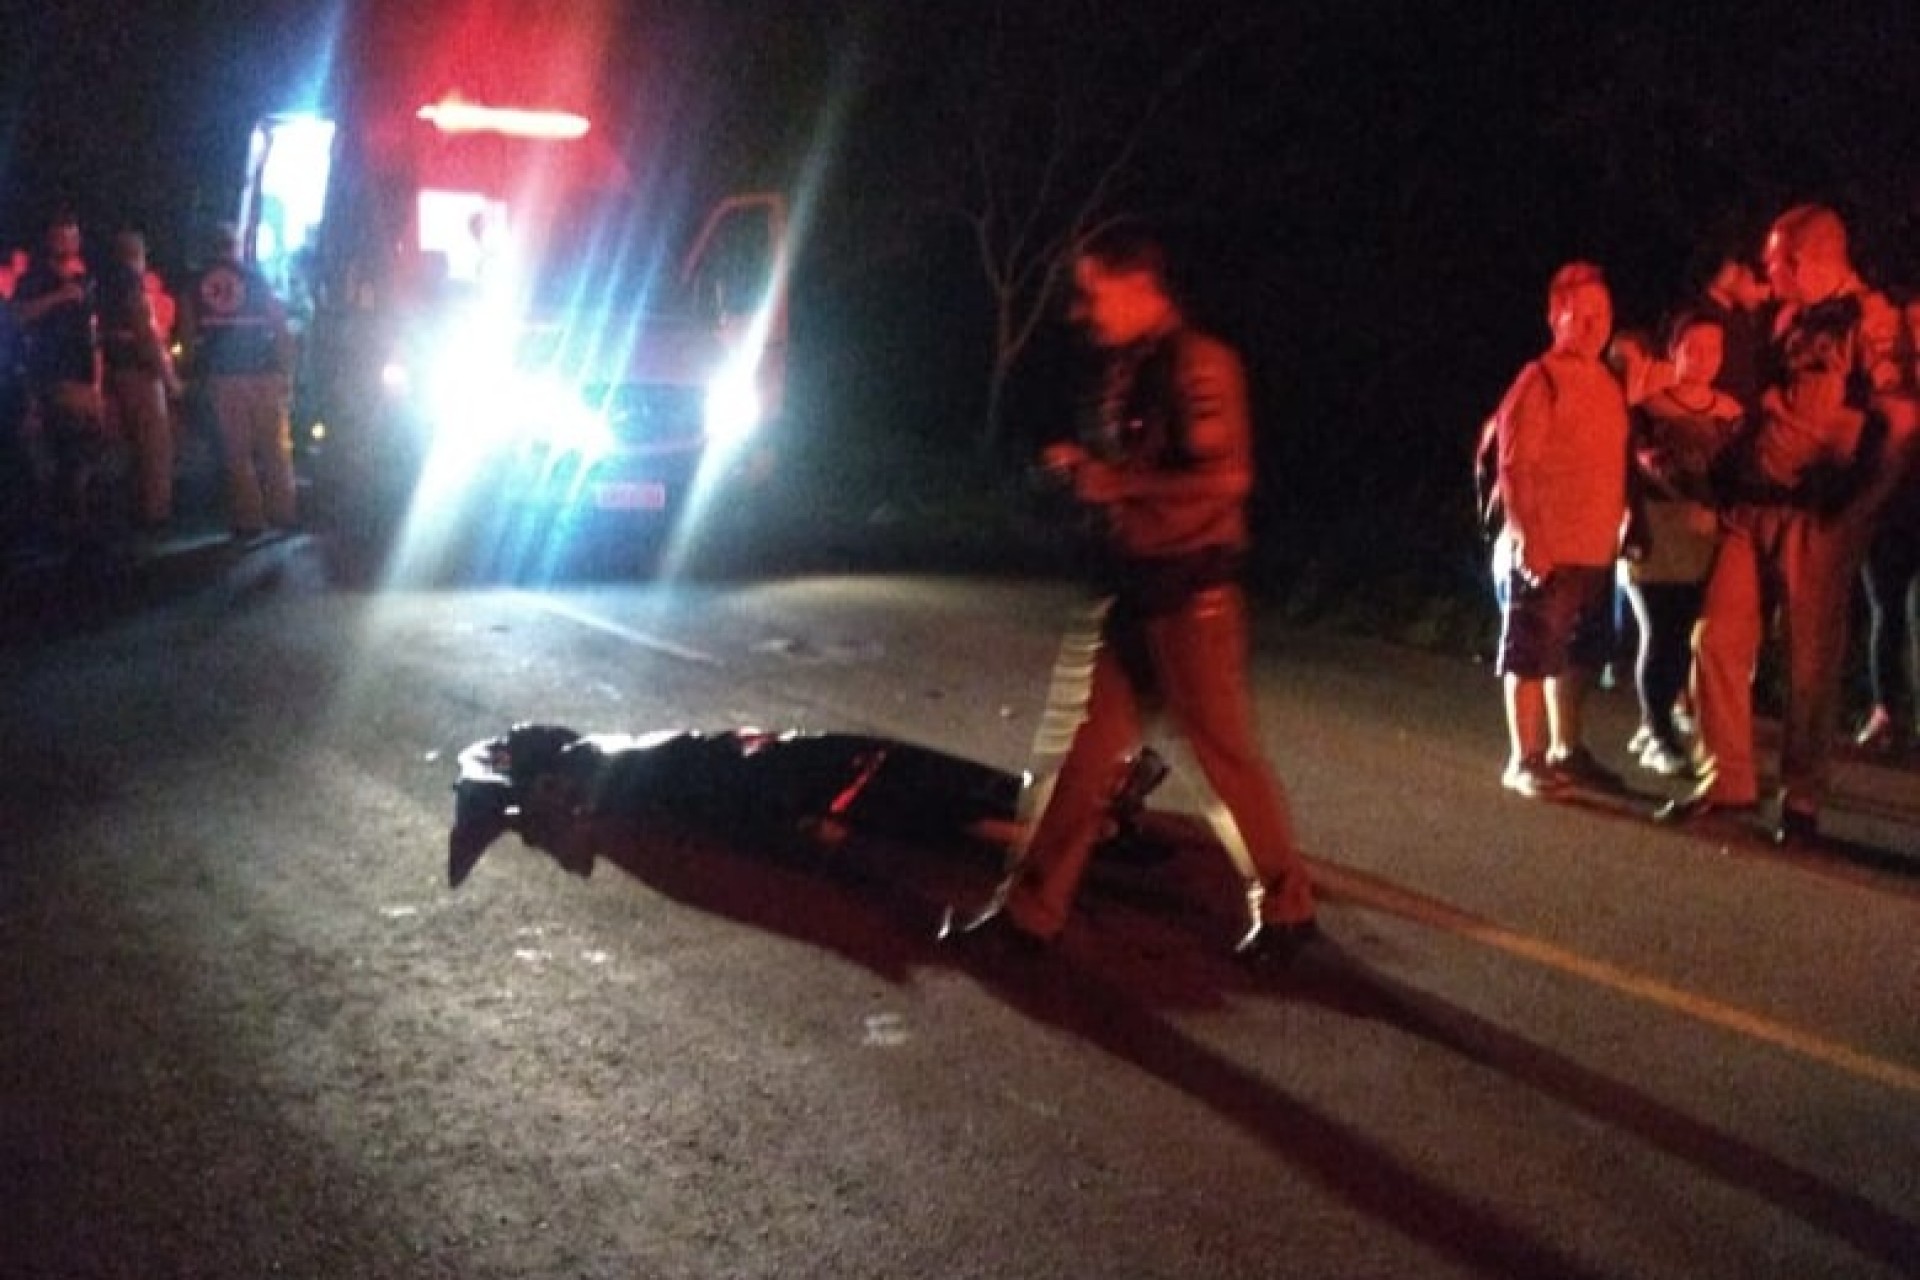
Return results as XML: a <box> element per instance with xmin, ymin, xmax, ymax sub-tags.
<box><xmin>415</xmin><ymin>187</ymin><xmax>692</xmax><ymax>321</ymax></box>
<box><xmin>526</xmin><ymin>194</ymin><xmax>692</xmax><ymax>319</ymax></box>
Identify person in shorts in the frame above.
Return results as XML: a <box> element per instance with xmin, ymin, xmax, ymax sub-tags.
<box><xmin>1492</xmin><ymin>262</ymin><xmax>1630</xmax><ymax>797</ymax></box>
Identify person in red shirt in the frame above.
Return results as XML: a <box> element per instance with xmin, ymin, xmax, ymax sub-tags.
<box><xmin>1492</xmin><ymin>262</ymin><xmax>1631</xmax><ymax>797</ymax></box>
<box><xmin>947</xmin><ymin>224</ymin><xmax>1317</xmax><ymax>965</ymax></box>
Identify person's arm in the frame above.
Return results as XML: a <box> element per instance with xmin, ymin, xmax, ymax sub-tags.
<box><xmin>1631</xmin><ymin>405</ymin><xmax>1697</xmax><ymax>502</ymax></box>
<box><xmin>1846</xmin><ymin>394</ymin><xmax>1920</xmax><ymax>521</ymax></box>
<box><xmin>13</xmin><ymin>278</ymin><xmax>84</xmax><ymax>326</ymax></box>
<box><xmin>1857</xmin><ymin>288</ymin><xmax>1904</xmax><ymax>395</ymax></box>
<box><xmin>173</xmin><ymin>287</ymin><xmax>199</xmax><ymax>380</ymax></box>
<box><xmin>1682</xmin><ymin>399</ymin><xmax>1746</xmax><ymax>505</ymax></box>
<box><xmin>1496</xmin><ymin>362</ymin><xmax>1553</xmax><ymax>577</ymax></box>
<box><xmin>87</xmin><ymin>283</ymin><xmax>102</xmax><ymax>390</ymax></box>
<box><xmin>129</xmin><ymin>290</ymin><xmax>180</xmax><ymax>395</ymax></box>
<box><xmin>265</xmin><ymin>287</ymin><xmax>295</xmax><ymax>381</ymax></box>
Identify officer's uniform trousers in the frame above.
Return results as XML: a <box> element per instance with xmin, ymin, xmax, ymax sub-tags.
<box><xmin>208</xmin><ymin>371</ymin><xmax>295</xmax><ymax>533</ymax></box>
<box><xmin>1006</xmin><ymin>582</ymin><xmax>1315</xmax><ymax>939</ymax></box>
<box><xmin>1693</xmin><ymin>501</ymin><xmax>1872</xmax><ymax>814</ymax></box>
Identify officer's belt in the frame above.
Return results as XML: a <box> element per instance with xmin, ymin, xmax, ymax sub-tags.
<box><xmin>1106</xmin><ymin>545</ymin><xmax>1245</xmax><ymax>617</ymax></box>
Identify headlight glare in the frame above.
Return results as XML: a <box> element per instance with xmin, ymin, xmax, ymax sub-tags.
<box><xmin>704</xmin><ymin>369</ymin><xmax>761</xmax><ymax>446</ymax></box>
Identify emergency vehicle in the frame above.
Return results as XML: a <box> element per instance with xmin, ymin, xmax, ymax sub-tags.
<box><xmin>233</xmin><ymin>2</ymin><xmax>789</xmax><ymax>556</ymax></box>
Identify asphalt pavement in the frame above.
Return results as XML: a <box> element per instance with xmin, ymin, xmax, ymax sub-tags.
<box><xmin>2</xmin><ymin>515</ymin><xmax>1917</xmax><ymax>1280</ymax></box>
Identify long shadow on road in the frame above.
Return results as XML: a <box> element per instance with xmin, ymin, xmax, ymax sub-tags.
<box><xmin>463</xmin><ymin>802</ymin><xmax>1920</xmax><ymax>1279</ymax></box>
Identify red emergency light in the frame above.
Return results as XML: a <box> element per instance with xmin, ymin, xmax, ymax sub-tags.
<box><xmin>416</xmin><ymin>96</ymin><xmax>591</xmax><ymax>141</ymax></box>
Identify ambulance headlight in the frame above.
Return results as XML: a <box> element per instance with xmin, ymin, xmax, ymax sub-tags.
<box><xmin>512</xmin><ymin>373</ymin><xmax>612</xmax><ymax>453</ymax></box>
<box><xmin>432</xmin><ymin>367</ymin><xmax>610</xmax><ymax>455</ymax></box>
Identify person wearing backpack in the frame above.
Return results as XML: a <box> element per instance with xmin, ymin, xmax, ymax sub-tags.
<box><xmin>1491</xmin><ymin>261</ymin><xmax>1631</xmax><ymax>798</ymax></box>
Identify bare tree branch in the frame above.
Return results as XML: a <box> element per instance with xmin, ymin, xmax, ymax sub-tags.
<box><xmin>929</xmin><ymin>4</ymin><xmax>1242</xmax><ymax>446</ymax></box>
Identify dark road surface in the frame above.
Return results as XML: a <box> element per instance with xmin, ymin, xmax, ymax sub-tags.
<box><xmin>3</xmin><ymin>529</ymin><xmax>1917</xmax><ymax>1279</ymax></box>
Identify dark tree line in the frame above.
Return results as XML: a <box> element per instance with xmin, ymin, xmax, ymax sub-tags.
<box><xmin>3</xmin><ymin>0</ymin><xmax>1911</xmax><ymax>595</ymax></box>
<box><xmin>787</xmin><ymin>0</ymin><xmax>1917</xmax><ymax>586</ymax></box>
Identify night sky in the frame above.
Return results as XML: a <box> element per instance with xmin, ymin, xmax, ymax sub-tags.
<box><xmin>2</xmin><ymin>0</ymin><xmax>1914</xmax><ymax>557</ymax></box>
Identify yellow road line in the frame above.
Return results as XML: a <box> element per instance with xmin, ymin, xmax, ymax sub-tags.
<box><xmin>1313</xmin><ymin>862</ymin><xmax>1920</xmax><ymax>1097</ymax></box>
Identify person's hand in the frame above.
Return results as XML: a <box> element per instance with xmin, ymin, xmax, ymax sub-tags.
<box><xmin>1511</xmin><ymin>534</ymin><xmax>1553</xmax><ymax>587</ymax></box>
<box><xmin>1071</xmin><ymin>458</ymin><xmax>1126</xmax><ymax>504</ymax></box>
<box><xmin>1040</xmin><ymin>442</ymin><xmax>1089</xmax><ymax>475</ymax></box>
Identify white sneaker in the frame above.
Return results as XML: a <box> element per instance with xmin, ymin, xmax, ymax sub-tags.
<box><xmin>1501</xmin><ymin>756</ymin><xmax>1569</xmax><ymax>799</ymax></box>
<box><xmin>1638</xmin><ymin>738</ymin><xmax>1697</xmax><ymax>778</ymax></box>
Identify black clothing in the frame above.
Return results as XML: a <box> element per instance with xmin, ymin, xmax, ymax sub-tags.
<box><xmin>1084</xmin><ymin>331</ymin><xmax>1202</xmax><ymax>471</ymax></box>
<box><xmin>16</xmin><ymin>264</ymin><xmax>97</xmax><ymax>388</ymax></box>
<box><xmin>1698</xmin><ymin>297</ymin><xmax>1771</xmax><ymax>415</ymax></box>
<box><xmin>97</xmin><ymin>262</ymin><xmax>160</xmax><ymax>375</ymax></box>
<box><xmin>186</xmin><ymin>261</ymin><xmax>282</xmax><ymax>377</ymax></box>
<box><xmin>1625</xmin><ymin>580</ymin><xmax>1704</xmax><ymax>751</ymax></box>
<box><xmin>1862</xmin><ymin>465</ymin><xmax>1920</xmax><ymax>718</ymax></box>
<box><xmin>0</xmin><ymin>296</ymin><xmax>22</xmax><ymax>390</ymax></box>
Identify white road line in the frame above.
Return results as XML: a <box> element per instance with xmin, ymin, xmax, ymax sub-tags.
<box><xmin>514</xmin><ymin>593</ymin><xmax>724</xmax><ymax>667</ymax></box>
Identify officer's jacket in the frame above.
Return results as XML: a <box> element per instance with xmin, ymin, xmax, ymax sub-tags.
<box><xmin>1086</xmin><ymin>324</ymin><xmax>1254</xmax><ymax>562</ymax></box>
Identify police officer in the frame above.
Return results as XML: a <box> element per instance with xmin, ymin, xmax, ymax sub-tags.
<box><xmin>952</xmin><ymin>224</ymin><xmax>1317</xmax><ymax>963</ymax></box>
<box><xmin>1660</xmin><ymin>205</ymin><xmax>1918</xmax><ymax>844</ymax></box>
<box><xmin>178</xmin><ymin>222</ymin><xmax>296</xmax><ymax>538</ymax></box>
<box><xmin>98</xmin><ymin>230</ymin><xmax>181</xmax><ymax>531</ymax></box>
<box><xmin>14</xmin><ymin>213</ymin><xmax>106</xmax><ymax>547</ymax></box>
